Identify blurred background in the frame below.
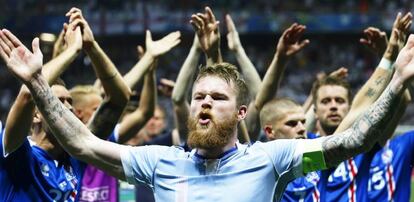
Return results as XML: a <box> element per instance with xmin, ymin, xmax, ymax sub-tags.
<box><xmin>0</xmin><ymin>0</ymin><xmax>414</xmax><ymax>128</ymax></box>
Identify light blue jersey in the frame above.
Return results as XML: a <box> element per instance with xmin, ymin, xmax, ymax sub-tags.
<box><xmin>121</xmin><ymin>139</ymin><xmax>307</xmax><ymax>202</ymax></box>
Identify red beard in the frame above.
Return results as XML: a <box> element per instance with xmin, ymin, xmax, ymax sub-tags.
<box><xmin>187</xmin><ymin>110</ymin><xmax>239</xmax><ymax>149</ymax></box>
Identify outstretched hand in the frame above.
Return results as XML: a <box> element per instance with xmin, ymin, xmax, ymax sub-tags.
<box><xmin>190</xmin><ymin>6</ymin><xmax>220</xmax><ymax>55</ymax></box>
<box><xmin>394</xmin><ymin>34</ymin><xmax>414</xmax><ymax>83</ymax></box>
<box><xmin>145</xmin><ymin>30</ymin><xmax>181</xmax><ymax>58</ymax></box>
<box><xmin>0</xmin><ymin>29</ymin><xmax>43</xmax><ymax>83</ymax></box>
<box><xmin>226</xmin><ymin>14</ymin><xmax>242</xmax><ymax>52</ymax></box>
<box><xmin>360</xmin><ymin>27</ymin><xmax>388</xmax><ymax>56</ymax></box>
<box><xmin>276</xmin><ymin>23</ymin><xmax>309</xmax><ymax>58</ymax></box>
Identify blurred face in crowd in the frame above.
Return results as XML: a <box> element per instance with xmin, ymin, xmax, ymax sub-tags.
<box><xmin>144</xmin><ymin>106</ymin><xmax>167</xmax><ymax>137</ymax></box>
<box><xmin>187</xmin><ymin>76</ymin><xmax>242</xmax><ymax>149</ymax></box>
<box><xmin>36</xmin><ymin>85</ymin><xmax>73</xmax><ymax>141</ymax></box>
<box><xmin>266</xmin><ymin>106</ymin><xmax>306</xmax><ymax>140</ymax></box>
<box><xmin>74</xmin><ymin>94</ymin><xmax>102</xmax><ymax>124</ymax></box>
<box><xmin>315</xmin><ymin>85</ymin><xmax>350</xmax><ymax>135</ymax></box>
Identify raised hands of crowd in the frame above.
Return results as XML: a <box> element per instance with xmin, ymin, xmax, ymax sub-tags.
<box><xmin>276</xmin><ymin>23</ymin><xmax>310</xmax><ymax>59</ymax></box>
<box><xmin>190</xmin><ymin>6</ymin><xmax>222</xmax><ymax>63</ymax></box>
<box><xmin>0</xmin><ymin>29</ymin><xmax>42</xmax><ymax>83</ymax></box>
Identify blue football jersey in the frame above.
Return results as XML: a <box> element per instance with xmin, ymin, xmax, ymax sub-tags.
<box><xmin>368</xmin><ymin>131</ymin><xmax>414</xmax><ymax>202</ymax></box>
<box><xmin>281</xmin><ymin>132</ymin><xmax>321</xmax><ymax>202</ymax></box>
<box><xmin>282</xmin><ymin>171</ymin><xmax>321</xmax><ymax>202</ymax></box>
<box><xmin>0</xmin><ymin>129</ymin><xmax>86</xmax><ymax>201</ymax></box>
<box><xmin>318</xmin><ymin>148</ymin><xmax>377</xmax><ymax>202</ymax></box>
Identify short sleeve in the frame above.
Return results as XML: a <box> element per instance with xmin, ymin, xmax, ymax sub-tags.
<box><xmin>120</xmin><ymin>145</ymin><xmax>173</xmax><ymax>186</ymax></box>
<box><xmin>108</xmin><ymin>124</ymin><xmax>120</xmax><ymax>143</ymax></box>
<box><xmin>259</xmin><ymin>139</ymin><xmax>303</xmax><ymax>178</ymax></box>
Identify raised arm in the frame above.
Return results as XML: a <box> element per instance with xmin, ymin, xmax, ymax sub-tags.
<box><xmin>335</xmin><ymin>12</ymin><xmax>412</xmax><ymax>134</ymax></box>
<box><xmin>250</xmin><ymin>23</ymin><xmax>308</xmax><ymax>141</ymax></box>
<box><xmin>226</xmin><ymin>14</ymin><xmax>261</xmax><ymax>98</ymax></box>
<box><xmin>123</xmin><ymin>31</ymin><xmax>181</xmax><ymax>89</ymax></box>
<box><xmin>117</xmin><ymin>66</ymin><xmax>156</xmax><ymax>144</ymax></box>
<box><xmin>190</xmin><ymin>6</ymin><xmax>222</xmax><ymax>65</ymax></box>
<box><xmin>321</xmin><ymin>34</ymin><xmax>414</xmax><ymax>167</ymax></box>
<box><xmin>255</xmin><ymin>23</ymin><xmax>309</xmax><ymax>110</ymax></box>
<box><xmin>66</xmin><ymin>8</ymin><xmax>131</xmax><ymax>139</ymax></box>
<box><xmin>1</xmin><ymin>32</ymin><xmax>127</xmax><ymax>179</ymax></box>
<box><xmin>0</xmin><ymin>25</ymin><xmax>82</xmax><ymax>155</ymax></box>
<box><xmin>171</xmin><ymin>35</ymin><xmax>202</xmax><ymax>142</ymax></box>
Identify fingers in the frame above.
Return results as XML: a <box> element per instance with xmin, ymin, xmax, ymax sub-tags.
<box><xmin>32</xmin><ymin>37</ymin><xmax>42</xmax><ymax>58</ymax></box>
<box><xmin>392</xmin><ymin>12</ymin><xmax>402</xmax><ymax>28</ymax></box>
<box><xmin>283</xmin><ymin>23</ymin><xmax>306</xmax><ymax>43</ymax></box>
<box><xmin>0</xmin><ymin>31</ymin><xmax>9</xmax><ymax>61</ymax></box>
<box><xmin>205</xmin><ymin>7</ymin><xmax>216</xmax><ymax>24</ymax></box>
<box><xmin>298</xmin><ymin>39</ymin><xmax>310</xmax><ymax>49</ymax></box>
<box><xmin>160</xmin><ymin>78</ymin><xmax>175</xmax><ymax>87</ymax></box>
<box><xmin>0</xmin><ymin>31</ymin><xmax>12</xmax><ymax>57</ymax></box>
<box><xmin>2</xmin><ymin>29</ymin><xmax>24</xmax><ymax>48</ymax></box>
<box><xmin>190</xmin><ymin>14</ymin><xmax>205</xmax><ymax>31</ymax></box>
<box><xmin>405</xmin><ymin>34</ymin><xmax>414</xmax><ymax>48</ymax></box>
<box><xmin>137</xmin><ymin>45</ymin><xmax>145</xmax><ymax>59</ymax></box>
<box><xmin>145</xmin><ymin>30</ymin><xmax>152</xmax><ymax>45</ymax></box>
<box><xmin>69</xmin><ymin>18</ymin><xmax>86</xmax><ymax>31</ymax></box>
<box><xmin>161</xmin><ymin>31</ymin><xmax>181</xmax><ymax>48</ymax></box>
<box><xmin>225</xmin><ymin>14</ymin><xmax>236</xmax><ymax>32</ymax></box>
<box><xmin>66</xmin><ymin>7</ymin><xmax>82</xmax><ymax>17</ymax></box>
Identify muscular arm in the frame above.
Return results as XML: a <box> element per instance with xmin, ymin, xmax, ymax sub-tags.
<box><xmin>171</xmin><ymin>36</ymin><xmax>201</xmax><ymax>143</ymax></box>
<box><xmin>27</xmin><ymin>74</ymin><xmax>127</xmax><ymax>180</ymax></box>
<box><xmin>335</xmin><ymin>12</ymin><xmax>412</xmax><ymax>133</ymax></box>
<box><xmin>85</xmin><ymin>41</ymin><xmax>131</xmax><ymax>139</ymax></box>
<box><xmin>117</xmin><ymin>67</ymin><xmax>156</xmax><ymax>144</ymax></box>
<box><xmin>226</xmin><ymin>14</ymin><xmax>261</xmax><ymax>98</ymax></box>
<box><xmin>1</xmin><ymin>26</ymin><xmax>82</xmax><ymax>155</ymax></box>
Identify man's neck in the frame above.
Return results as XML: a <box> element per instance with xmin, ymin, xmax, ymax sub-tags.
<box><xmin>196</xmin><ymin>139</ymin><xmax>237</xmax><ymax>159</ymax></box>
<box><xmin>318</xmin><ymin>124</ymin><xmax>337</xmax><ymax>136</ymax></box>
<box><xmin>34</xmin><ymin>131</ymin><xmax>65</xmax><ymax>160</ymax></box>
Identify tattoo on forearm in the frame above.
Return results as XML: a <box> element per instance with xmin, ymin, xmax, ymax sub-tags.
<box><xmin>322</xmin><ymin>85</ymin><xmax>398</xmax><ymax>167</ymax></box>
<box><xmin>365</xmin><ymin>88</ymin><xmax>376</xmax><ymax>98</ymax></box>
<box><xmin>375</xmin><ymin>76</ymin><xmax>385</xmax><ymax>85</ymax></box>
<box><xmin>29</xmin><ymin>77</ymin><xmax>82</xmax><ymax>140</ymax></box>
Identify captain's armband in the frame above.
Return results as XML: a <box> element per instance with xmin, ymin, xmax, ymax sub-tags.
<box><xmin>301</xmin><ymin>139</ymin><xmax>327</xmax><ymax>173</ymax></box>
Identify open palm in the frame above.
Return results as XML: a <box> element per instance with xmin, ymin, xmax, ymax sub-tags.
<box><xmin>0</xmin><ymin>30</ymin><xmax>43</xmax><ymax>83</ymax></box>
<box><xmin>145</xmin><ymin>30</ymin><xmax>181</xmax><ymax>58</ymax></box>
<box><xmin>395</xmin><ymin>34</ymin><xmax>414</xmax><ymax>82</ymax></box>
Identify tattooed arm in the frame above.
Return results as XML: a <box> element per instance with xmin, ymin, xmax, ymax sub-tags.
<box><xmin>0</xmin><ymin>24</ymin><xmax>82</xmax><ymax>155</ymax></box>
<box><xmin>335</xmin><ymin>12</ymin><xmax>412</xmax><ymax>134</ymax></box>
<box><xmin>1</xmin><ymin>32</ymin><xmax>128</xmax><ymax>180</ymax></box>
<box><xmin>30</xmin><ymin>75</ymin><xmax>127</xmax><ymax>179</ymax></box>
<box><xmin>321</xmin><ymin>34</ymin><xmax>414</xmax><ymax>167</ymax></box>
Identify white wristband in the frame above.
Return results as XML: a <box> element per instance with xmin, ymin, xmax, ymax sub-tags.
<box><xmin>378</xmin><ymin>58</ymin><xmax>393</xmax><ymax>70</ymax></box>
